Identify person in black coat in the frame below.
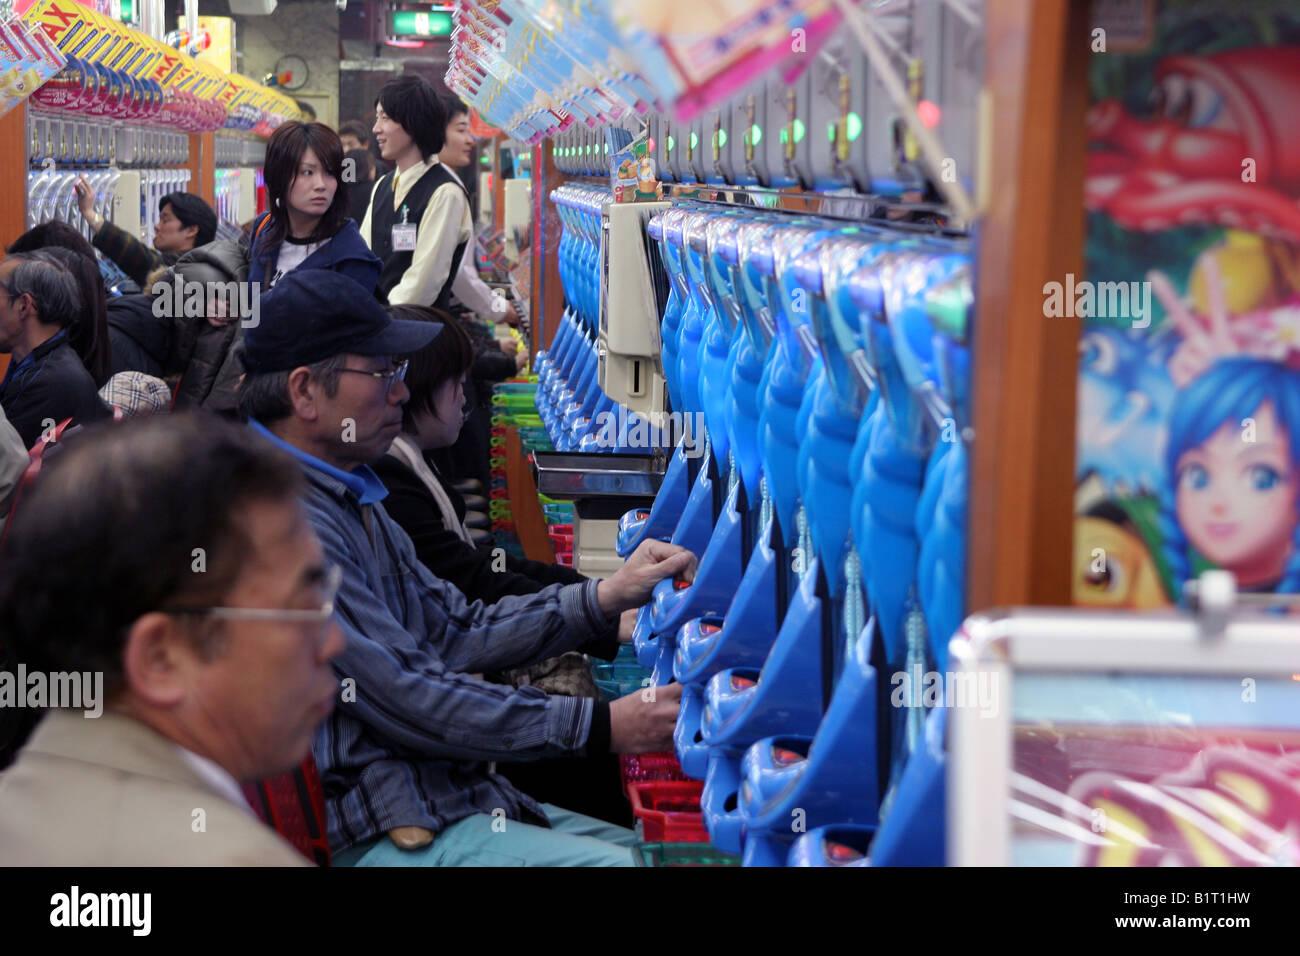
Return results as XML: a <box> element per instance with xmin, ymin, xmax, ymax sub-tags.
<box><xmin>370</xmin><ymin>305</ymin><xmax>633</xmax><ymax>827</ymax></box>
<box><xmin>104</xmin><ymin>239</ymin><xmax>251</xmax><ymax>414</ymax></box>
<box><xmin>0</xmin><ymin>252</ymin><xmax>109</xmax><ymax>446</ymax></box>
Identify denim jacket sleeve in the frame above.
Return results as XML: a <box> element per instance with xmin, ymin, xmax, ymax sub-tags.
<box><xmin>310</xmin><ymin>497</ymin><xmax>611</xmax><ymax>761</ymax></box>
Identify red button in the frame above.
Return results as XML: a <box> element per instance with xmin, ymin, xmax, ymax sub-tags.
<box><xmin>730</xmin><ymin>675</ymin><xmax>756</xmax><ymax>690</ymax></box>
<box><xmin>826</xmin><ymin>841</ymin><xmax>864</xmax><ymax>864</ymax></box>
<box><xmin>772</xmin><ymin>747</ymin><xmax>804</xmax><ymax>766</ymax></box>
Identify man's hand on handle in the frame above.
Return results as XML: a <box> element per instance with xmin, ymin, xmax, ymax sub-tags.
<box><xmin>596</xmin><ymin>539</ymin><xmax>697</xmax><ymax>617</ymax></box>
<box><xmin>609</xmin><ymin>682</ymin><xmax>682</xmax><ymax>754</ymax></box>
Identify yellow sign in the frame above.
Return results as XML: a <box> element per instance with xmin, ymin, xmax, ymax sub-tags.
<box><xmin>177</xmin><ymin>15</ymin><xmax>234</xmax><ymax>74</ymax></box>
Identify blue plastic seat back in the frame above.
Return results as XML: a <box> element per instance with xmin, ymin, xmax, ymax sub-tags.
<box><xmin>869</xmin><ymin>707</ymin><xmax>947</xmax><ymax>866</ymax></box>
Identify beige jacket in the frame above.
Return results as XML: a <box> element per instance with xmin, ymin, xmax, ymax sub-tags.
<box><xmin>0</xmin><ymin>709</ymin><xmax>309</xmax><ymax>866</ymax></box>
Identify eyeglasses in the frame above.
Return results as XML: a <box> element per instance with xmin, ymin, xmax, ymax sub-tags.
<box><xmin>339</xmin><ymin>359</ymin><xmax>408</xmax><ymax>394</ymax></box>
<box><xmin>160</xmin><ymin>564</ymin><xmax>343</xmax><ymax>634</ymax></box>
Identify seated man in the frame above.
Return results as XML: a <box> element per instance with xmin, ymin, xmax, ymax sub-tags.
<box><xmin>0</xmin><ymin>414</ymin><xmax>342</xmax><ymax>865</ymax></box>
<box><xmin>237</xmin><ymin>271</ymin><xmax>693</xmax><ymax>866</ymax></box>
<box><xmin>75</xmin><ymin>178</ymin><xmax>217</xmax><ymax>289</ymax></box>
<box><xmin>0</xmin><ymin>251</ymin><xmax>110</xmax><ymax>446</ymax></box>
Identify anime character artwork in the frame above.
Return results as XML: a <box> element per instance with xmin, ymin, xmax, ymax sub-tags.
<box><xmin>1075</xmin><ymin>3</ymin><xmax>1300</xmax><ymax>606</ymax></box>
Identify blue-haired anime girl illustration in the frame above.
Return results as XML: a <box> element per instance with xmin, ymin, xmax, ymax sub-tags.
<box><xmin>1160</xmin><ymin>357</ymin><xmax>1300</xmax><ymax>598</ymax></box>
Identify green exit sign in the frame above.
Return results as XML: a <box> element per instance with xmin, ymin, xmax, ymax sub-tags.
<box><xmin>389</xmin><ymin>10</ymin><xmax>453</xmax><ymax>37</ymax></box>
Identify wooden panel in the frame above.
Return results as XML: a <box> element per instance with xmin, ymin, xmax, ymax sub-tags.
<box><xmin>492</xmin><ymin>139</ymin><xmax>505</xmax><ymax>235</ymax></box>
<box><xmin>187</xmin><ymin>131</ymin><xmax>215</xmax><ymax>207</ymax></box>
<box><xmin>967</xmin><ymin>0</ymin><xmax>1089</xmax><ymax>610</ymax></box>
<box><xmin>0</xmin><ymin>103</ymin><xmax>27</xmax><ymax>382</ymax></box>
<box><xmin>530</xmin><ymin>141</ymin><xmax>564</xmax><ymax>351</ymax></box>
<box><xmin>504</xmin><ymin>425</ymin><xmax>556</xmax><ymax>563</ymax></box>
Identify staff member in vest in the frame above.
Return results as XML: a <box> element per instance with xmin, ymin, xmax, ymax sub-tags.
<box><xmin>436</xmin><ymin>95</ymin><xmax>522</xmax><ymax>331</ymax></box>
<box><xmin>360</xmin><ymin>76</ymin><xmax>472</xmax><ymax>310</ymax></box>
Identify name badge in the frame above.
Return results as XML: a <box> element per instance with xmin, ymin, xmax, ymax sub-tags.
<box><xmin>391</xmin><ymin>223</ymin><xmax>418</xmax><ymax>252</ymax></box>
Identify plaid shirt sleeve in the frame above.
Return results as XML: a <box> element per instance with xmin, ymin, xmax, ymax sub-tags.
<box><xmin>314</xmin><ymin>498</ymin><xmax>611</xmax><ymax>762</ymax></box>
<box><xmin>92</xmin><ymin>221</ymin><xmax>166</xmax><ymax>289</ymax></box>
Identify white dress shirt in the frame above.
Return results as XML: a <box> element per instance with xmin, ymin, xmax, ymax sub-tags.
<box><xmin>176</xmin><ymin>745</ymin><xmax>256</xmax><ymax>817</ymax></box>
<box><xmin>360</xmin><ymin>156</ymin><xmax>472</xmax><ymax>308</ymax></box>
<box><xmin>442</xmin><ymin>164</ymin><xmax>504</xmax><ymax>321</ymax></box>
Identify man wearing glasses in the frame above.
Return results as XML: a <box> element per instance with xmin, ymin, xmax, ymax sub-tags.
<box><xmin>0</xmin><ymin>252</ymin><xmax>109</xmax><ymax>447</ymax></box>
<box><xmin>0</xmin><ymin>415</ymin><xmax>342</xmax><ymax>865</ymax></box>
<box><xmin>239</xmin><ymin>271</ymin><xmax>697</xmax><ymax>866</ymax></box>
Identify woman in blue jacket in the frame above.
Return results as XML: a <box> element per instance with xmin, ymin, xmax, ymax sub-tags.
<box><xmin>248</xmin><ymin>121</ymin><xmax>382</xmax><ymax>293</ymax></box>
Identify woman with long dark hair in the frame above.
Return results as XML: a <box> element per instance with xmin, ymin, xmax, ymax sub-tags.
<box><xmin>248</xmin><ymin>121</ymin><xmax>381</xmax><ymax>293</ymax></box>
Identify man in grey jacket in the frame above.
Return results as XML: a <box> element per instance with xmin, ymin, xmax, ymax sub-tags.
<box><xmin>0</xmin><ymin>401</ymin><xmax>27</xmax><ymax>519</ymax></box>
<box><xmin>0</xmin><ymin>415</ymin><xmax>337</xmax><ymax>865</ymax></box>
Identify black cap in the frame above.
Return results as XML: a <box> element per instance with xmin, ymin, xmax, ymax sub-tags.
<box><xmin>244</xmin><ymin>271</ymin><xmax>442</xmax><ymax>374</ymax></box>
<box><xmin>160</xmin><ymin>192</ymin><xmax>217</xmax><ymax>247</ymax></box>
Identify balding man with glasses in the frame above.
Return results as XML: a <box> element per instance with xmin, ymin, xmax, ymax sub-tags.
<box><xmin>0</xmin><ymin>415</ymin><xmax>341</xmax><ymax>865</ymax></box>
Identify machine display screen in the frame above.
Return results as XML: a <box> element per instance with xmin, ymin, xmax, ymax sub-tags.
<box><xmin>1010</xmin><ymin>673</ymin><xmax>1300</xmax><ymax>866</ymax></box>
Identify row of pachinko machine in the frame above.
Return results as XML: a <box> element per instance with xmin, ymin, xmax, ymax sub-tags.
<box><xmin>535</xmin><ymin>182</ymin><xmax>971</xmax><ymax>866</ymax></box>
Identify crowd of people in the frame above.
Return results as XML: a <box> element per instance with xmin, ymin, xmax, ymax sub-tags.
<box><xmin>0</xmin><ymin>75</ymin><xmax>694</xmax><ymax>867</ymax></box>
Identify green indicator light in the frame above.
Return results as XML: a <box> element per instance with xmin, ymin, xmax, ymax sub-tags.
<box><xmin>847</xmin><ymin>111</ymin><xmax>862</xmax><ymax>142</ymax></box>
<box><xmin>717</xmin><ymin>128</ymin><xmax>727</xmax><ymax>148</ymax></box>
<box><xmin>793</xmin><ymin>119</ymin><xmax>806</xmax><ymax>144</ymax></box>
<box><xmin>749</xmin><ymin>124</ymin><xmax>762</xmax><ymax>146</ymax></box>
<box><xmin>667</xmin><ymin>135</ymin><xmax>675</xmax><ymax>152</ymax></box>
<box><xmin>779</xmin><ymin>127</ymin><xmax>788</xmax><ymax>144</ymax></box>
<box><xmin>828</xmin><ymin>122</ymin><xmax>836</xmax><ymax>143</ymax></box>
<box><xmin>389</xmin><ymin>10</ymin><xmax>453</xmax><ymax>37</ymax></box>
<box><xmin>689</xmin><ymin>131</ymin><xmax>699</xmax><ymax>150</ymax></box>
<box><xmin>604</xmin><ymin>142</ymin><xmax>609</xmax><ymax>154</ymax></box>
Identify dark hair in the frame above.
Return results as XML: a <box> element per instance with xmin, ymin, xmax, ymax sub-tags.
<box><xmin>294</xmin><ymin>99</ymin><xmax>317</xmax><ymax>121</ymax></box>
<box><xmin>344</xmin><ymin>147</ymin><xmax>375</xmax><ymax>185</ymax></box>
<box><xmin>2</xmin><ymin>251</ymin><xmax>81</xmax><ymax>330</ymax></box>
<box><xmin>0</xmin><ymin>414</ymin><xmax>303</xmax><ymax>701</ymax></box>
<box><xmin>7</xmin><ymin>222</ymin><xmax>112</xmax><ymax>386</ymax></box>
<box><xmin>257</xmin><ymin>121</ymin><xmax>350</xmax><ymax>272</ymax></box>
<box><xmin>160</xmin><ymin>192</ymin><xmax>217</xmax><ymax>248</ymax></box>
<box><xmin>375</xmin><ymin>75</ymin><xmax>445</xmax><ymax>160</ymax></box>
<box><xmin>339</xmin><ymin>120</ymin><xmax>370</xmax><ymax>147</ymax></box>
<box><xmin>439</xmin><ymin>94</ymin><xmax>469</xmax><ymax>124</ymax></box>
<box><xmin>388</xmin><ymin>305</ymin><xmax>472</xmax><ymax>432</ymax></box>
<box><xmin>236</xmin><ymin>354</ymin><xmax>345</xmax><ymax>424</ymax></box>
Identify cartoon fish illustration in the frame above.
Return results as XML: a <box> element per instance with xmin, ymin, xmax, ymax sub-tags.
<box><xmin>1088</xmin><ymin>47</ymin><xmax>1300</xmax><ymax>241</ymax></box>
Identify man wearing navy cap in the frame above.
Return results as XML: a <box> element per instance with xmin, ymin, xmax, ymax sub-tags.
<box><xmin>237</xmin><ymin>271</ymin><xmax>694</xmax><ymax>866</ymax></box>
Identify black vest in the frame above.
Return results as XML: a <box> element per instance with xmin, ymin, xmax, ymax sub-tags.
<box><xmin>370</xmin><ymin>162</ymin><xmax>469</xmax><ymax>308</ymax></box>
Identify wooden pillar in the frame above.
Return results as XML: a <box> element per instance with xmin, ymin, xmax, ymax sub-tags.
<box><xmin>491</xmin><ymin>137</ymin><xmax>505</xmax><ymax>235</ymax></box>
<box><xmin>530</xmin><ymin>140</ymin><xmax>564</xmax><ymax>352</ymax></box>
<box><xmin>504</xmin><ymin>426</ymin><xmax>555</xmax><ymax>563</ymax></box>
<box><xmin>966</xmin><ymin>0</ymin><xmax>1089</xmax><ymax>610</ymax></box>
<box><xmin>187</xmin><ymin>130</ymin><xmax>215</xmax><ymax>207</ymax></box>
<box><xmin>0</xmin><ymin>103</ymin><xmax>28</xmax><ymax>382</ymax></box>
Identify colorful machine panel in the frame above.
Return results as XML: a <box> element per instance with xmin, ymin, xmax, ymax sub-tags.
<box><xmin>1075</xmin><ymin>1</ymin><xmax>1300</xmax><ymax>609</ymax></box>
<box><xmin>1011</xmin><ymin>672</ymin><xmax>1300</xmax><ymax>867</ymax></box>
